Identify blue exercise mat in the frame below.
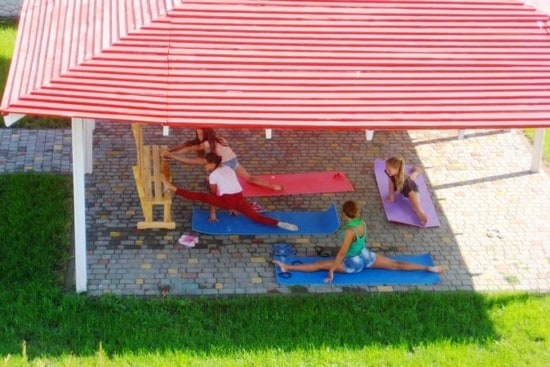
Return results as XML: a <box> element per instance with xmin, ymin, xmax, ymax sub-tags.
<box><xmin>192</xmin><ymin>203</ymin><xmax>340</xmax><ymax>235</ymax></box>
<box><xmin>274</xmin><ymin>253</ymin><xmax>440</xmax><ymax>286</ymax></box>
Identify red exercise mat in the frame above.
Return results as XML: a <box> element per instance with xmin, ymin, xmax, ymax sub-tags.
<box><xmin>240</xmin><ymin>171</ymin><xmax>354</xmax><ymax>197</ymax></box>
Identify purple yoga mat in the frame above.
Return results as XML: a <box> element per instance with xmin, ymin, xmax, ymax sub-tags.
<box><xmin>374</xmin><ymin>159</ymin><xmax>440</xmax><ymax>228</ymax></box>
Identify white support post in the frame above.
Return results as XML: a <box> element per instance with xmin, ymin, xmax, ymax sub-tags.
<box><xmin>265</xmin><ymin>128</ymin><xmax>272</xmax><ymax>139</ymax></box>
<box><xmin>365</xmin><ymin>130</ymin><xmax>374</xmax><ymax>141</ymax></box>
<box><xmin>71</xmin><ymin>118</ymin><xmax>88</xmax><ymax>293</ymax></box>
<box><xmin>531</xmin><ymin>128</ymin><xmax>546</xmax><ymax>173</ymax></box>
<box><xmin>2</xmin><ymin>113</ymin><xmax>26</xmax><ymax>126</ymax></box>
<box><xmin>84</xmin><ymin>119</ymin><xmax>95</xmax><ymax>174</ymax></box>
<box><xmin>163</xmin><ymin>125</ymin><xmax>170</xmax><ymax>136</ymax></box>
<box><xmin>458</xmin><ymin>130</ymin><xmax>466</xmax><ymax>140</ymax></box>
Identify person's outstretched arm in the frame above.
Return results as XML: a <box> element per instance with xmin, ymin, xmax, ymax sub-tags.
<box><xmin>386</xmin><ymin>179</ymin><xmax>395</xmax><ymax>202</ymax></box>
<box><xmin>169</xmin><ymin>141</ymin><xmax>204</xmax><ymax>154</ymax></box>
<box><xmin>168</xmin><ymin>142</ymin><xmax>189</xmax><ymax>153</ymax></box>
<box><xmin>208</xmin><ymin>183</ymin><xmax>219</xmax><ymax>222</ymax></box>
<box><xmin>325</xmin><ymin>230</ymin><xmax>354</xmax><ymax>283</ymax></box>
<box><xmin>209</xmin><ymin>205</ymin><xmax>218</xmax><ymax>222</ymax></box>
<box><xmin>161</xmin><ymin>149</ymin><xmax>204</xmax><ymax>165</ymax></box>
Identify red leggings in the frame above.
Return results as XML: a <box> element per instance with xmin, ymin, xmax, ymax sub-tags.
<box><xmin>175</xmin><ymin>189</ymin><xmax>278</xmax><ymax>227</ymax></box>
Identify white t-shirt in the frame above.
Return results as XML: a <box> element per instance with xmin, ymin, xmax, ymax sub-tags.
<box><xmin>202</xmin><ymin>141</ymin><xmax>237</xmax><ymax>162</ymax></box>
<box><xmin>208</xmin><ymin>166</ymin><xmax>243</xmax><ymax>195</ymax></box>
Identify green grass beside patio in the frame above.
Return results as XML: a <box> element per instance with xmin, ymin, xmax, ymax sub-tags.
<box><xmin>0</xmin><ymin>173</ymin><xmax>549</xmax><ymax>366</ymax></box>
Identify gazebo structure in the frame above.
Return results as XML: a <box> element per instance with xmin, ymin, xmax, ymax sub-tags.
<box><xmin>2</xmin><ymin>0</ymin><xmax>549</xmax><ymax>293</ymax></box>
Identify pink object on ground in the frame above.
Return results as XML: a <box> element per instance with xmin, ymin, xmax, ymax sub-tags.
<box><xmin>239</xmin><ymin>171</ymin><xmax>354</xmax><ymax>197</ymax></box>
<box><xmin>373</xmin><ymin>159</ymin><xmax>440</xmax><ymax>228</ymax></box>
<box><xmin>178</xmin><ymin>234</ymin><xmax>199</xmax><ymax>247</ymax></box>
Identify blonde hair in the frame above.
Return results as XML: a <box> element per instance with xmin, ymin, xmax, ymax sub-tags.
<box><xmin>386</xmin><ymin>157</ymin><xmax>406</xmax><ymax>192</ymax></box>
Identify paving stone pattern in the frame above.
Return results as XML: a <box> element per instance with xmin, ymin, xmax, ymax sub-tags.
<box><xmin>1</xmin><ymin>123</ymin><xmax>549</xmax><ymax>296</ymax></box>
<box><xmin>0</xmin><ymin>0</ymin><xmax>21</xmax><ymax>17</ymax></box>
<box><xmin>0</xmin><ymin>128</ymin><xmax>72</xmax><ymax>173</ymax></box>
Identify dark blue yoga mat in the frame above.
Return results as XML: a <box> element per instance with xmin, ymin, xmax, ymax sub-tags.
<box><xmin>274</xmin><ymin>253</ymin><xmax>440</xmax><ymax>286</ymax></box>
<box><xmin>192</xmin><ymin>203</ymin><xmax>340</xmax><ymax>235</ymax></box>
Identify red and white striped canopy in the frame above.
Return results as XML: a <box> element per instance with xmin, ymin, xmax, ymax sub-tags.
<box><xmin>2</xmin><ymin>0</ymin><xmax>550</xmax><ymax>129</ymax></box>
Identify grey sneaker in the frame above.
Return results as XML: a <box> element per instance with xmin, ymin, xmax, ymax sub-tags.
<box><xmin>278</xmin><ymin>222</ymin><xmax>299</xmax><ymax>231</ymax></box>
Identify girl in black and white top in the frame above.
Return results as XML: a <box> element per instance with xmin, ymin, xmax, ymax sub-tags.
<box><xmin>385</xmin><ymin>156</ymin><xmax>428</xmax><ymax>226</ymax></box>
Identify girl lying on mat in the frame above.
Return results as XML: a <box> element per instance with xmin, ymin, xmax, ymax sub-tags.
<box><xmin>272</xmin><ymin>200</ymin><xmax>445</xmax><ymax>283</ymax></box>
<box><xmin>162</xmin><ymin>128</ymin><xmax>283</xmax><ymax>191</ymax></box>
<box><xmin>162</xmin><ymin>152</ymin><xmax>298</xmax><ymax>232</ymax></box>
<box><xmin>384</xmin><ymin>156</ymin><xmax>428</xmax><ymax>226</ymax></box>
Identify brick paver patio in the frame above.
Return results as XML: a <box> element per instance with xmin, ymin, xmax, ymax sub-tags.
<box><xmin>1</xmin><ymin>124</ymin><xmax>548</xmax><ymax>295</ymax></box>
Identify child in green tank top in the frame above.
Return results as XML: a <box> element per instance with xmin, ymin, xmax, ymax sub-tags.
<box><xmin>273</xmin><ymin>200</ymin><xmax>446</xmax><ymax>283</ymax></box>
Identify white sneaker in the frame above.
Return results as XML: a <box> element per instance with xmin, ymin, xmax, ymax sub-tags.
<box><xmin>278</xmin><ymin>222</ymin><xmax>299</xmax><ymax>231</ymax></box>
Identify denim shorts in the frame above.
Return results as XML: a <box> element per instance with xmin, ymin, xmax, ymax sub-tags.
<box><xmin>222</xmin><ymin>157</ymin><xmax>240</xmax><ymax>170</ymax></box>
<box><xmin>342</xmin><ymin>248</ymin><xmax>377</xmax><ymax>273</ymax></box>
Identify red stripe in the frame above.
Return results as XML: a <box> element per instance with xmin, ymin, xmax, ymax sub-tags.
<box><xmin>2</xmin><ymin>0</ymin><xmax>550</xmax><ymax>129</ymax></box>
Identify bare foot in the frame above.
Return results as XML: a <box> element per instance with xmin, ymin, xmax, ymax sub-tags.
<box><xmin>410</xmin><ymin>166</ymin><xmax>422</xmax><ymax>181</ymax></box>
<box><xmin>419</xmin><ymin>212</ymin><xmax>428</xmax><ymax>226</ymax></box>
<box><xmin>161</xmin><ymin>175</ymin><xmax>176</xmax><ymax>192</ymax></box>
<box><xmin>272</xmin><ymin>260</ymin><xmax>288</xmax><ymax>273</ymax></box>
<box><xmin>428</xmin><ymin>265</ymin><xmax>447</xmax><ymax>274</ymax></box>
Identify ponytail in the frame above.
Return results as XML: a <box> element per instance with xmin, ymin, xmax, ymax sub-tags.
<box><xmin>201</xmin><ymin>128</ymin><xmax>229</xmax><ymax>154</ymax></box>
<box><xmin>386</xmin><ymin>157</ymin><xmax>406</xmax><ymax>192</ymax></box>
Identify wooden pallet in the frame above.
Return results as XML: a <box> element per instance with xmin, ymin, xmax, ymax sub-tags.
<box><xmin>132</xmin><ymin>123</ymin><xmax>176</xmax><ymax>229</ymax></box>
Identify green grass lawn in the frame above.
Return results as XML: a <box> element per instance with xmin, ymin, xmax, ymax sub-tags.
<box><xmin>0</xmin><ymin>173</ymin><xmax>549</xmax><ymax>366</ymax></box>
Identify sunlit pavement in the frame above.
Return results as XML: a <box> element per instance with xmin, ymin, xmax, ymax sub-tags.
<box><xmin>1</xmin><ymin>125</ymin><xmax>548</xmax><ymax>295</ymax></box>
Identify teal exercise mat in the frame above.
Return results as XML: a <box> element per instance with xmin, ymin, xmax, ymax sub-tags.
<box><xmin>191</xmin><ymin>203</ymin><xmax>340</xmax><ymax>235</ymax></box>
<box><xmin>274</xmin><ymin>253</ymin><xmax>441</xmax><ymax>286</ymax></box>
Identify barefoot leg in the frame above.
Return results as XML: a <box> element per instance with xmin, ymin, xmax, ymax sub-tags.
<box><xmin>272</xmin><ymin>259</ymin><xmax>337</xmax><ymax>272</ymax></box>
<box><xmin>161</xmin><ymin>176</ymin><xmax>177</xmax><ymax>192</ymax></box>
<box><xmin>409</xmin><ymin>166</ymin><xmax>422</xmax><ymax>181</ymax></box>
<box><xmin>408</xmin><ymin>191</ymin><xmax>428</xmax><ymax>226</ymax></box>
<box><xmin>427</xmin><ymin>265</ymin><xmax>447</xmax><ymax>274</ymax></box>
<box><xmin>235</xmin><ymin>165</ymin><xmax>283</xmax><ymax>191</ymax></box>
<box><xmin>371</xmin><ymin>255</ymin><xmax>445</xmax><ymax>273</ymax></box>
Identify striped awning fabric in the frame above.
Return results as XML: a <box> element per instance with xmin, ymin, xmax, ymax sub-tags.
<box><xmin>1</xmin><ymin>0</ymin><xmax>550</xmax><ymax>129</ymax></box>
